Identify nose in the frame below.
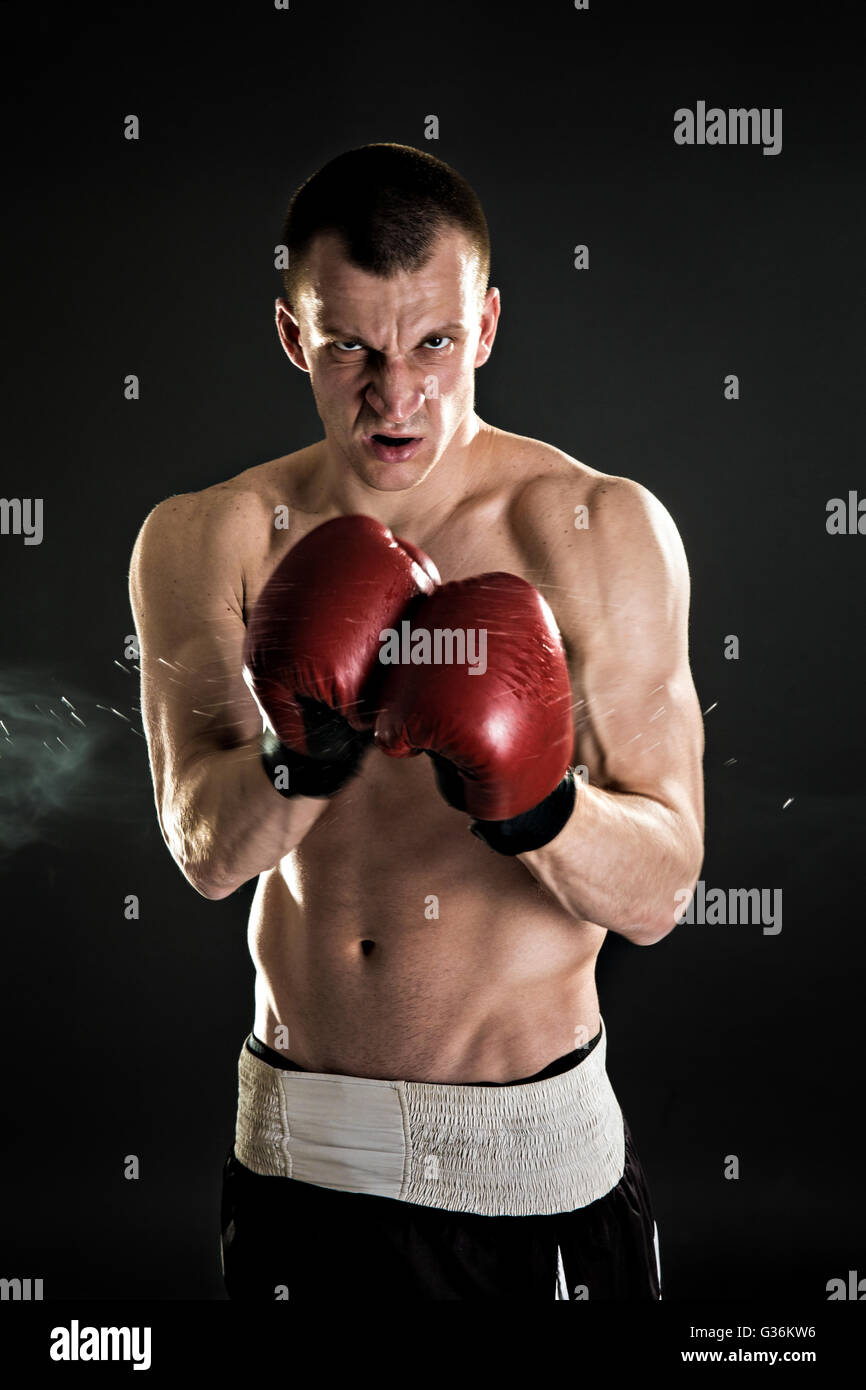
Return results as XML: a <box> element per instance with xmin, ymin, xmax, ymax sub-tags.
<box><xmin>365</xmin><ymin>359</ymin><xmax>426</xmax><ymax>427</ymax></box>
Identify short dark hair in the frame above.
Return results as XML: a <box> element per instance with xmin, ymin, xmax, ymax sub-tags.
<box><xmin>280</xmin><ymin>143</ymin><xmax>490</xmax><ymax>311</ymax></box>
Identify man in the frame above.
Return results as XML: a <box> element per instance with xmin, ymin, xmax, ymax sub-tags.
<box><xmin>129</xmin><ymin>142</ymin><xmax>704</xmax><ymax>1301</ymax></box>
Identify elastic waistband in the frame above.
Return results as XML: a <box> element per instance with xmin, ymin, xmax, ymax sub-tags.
<box><xmin>233</xmin><ymin>1017</ymin><xmax>625</xmax><ymax>1216</ymax></box>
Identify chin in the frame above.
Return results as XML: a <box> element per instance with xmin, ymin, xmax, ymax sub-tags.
<box><xmin>353</xmin><ymin>452</ymin><xmax>437</xmax><ymax>493</ymax></box>
<box><xmin>357</xmin><ymin>466</ymin><xmax>430</xmax><ymax>493</ymax></box>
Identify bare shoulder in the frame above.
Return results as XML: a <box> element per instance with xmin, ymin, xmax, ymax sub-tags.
<box><xmin>498</xmin><ymin>431</ymin><xmax>689</xmax><ymax>583</ymax></box>
<box><xmin>131</xmin><ymin>455</ymin><xmax>291</xmax><ymax>561</ymax></box>
<box><xmin>128</xmin><ymin>450</ymin><xmax>314</xmax><ymax>606</ymax></box>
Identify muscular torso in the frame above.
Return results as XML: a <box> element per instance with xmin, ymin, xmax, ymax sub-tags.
<box><xmin>237</xmin><ymin>430</ymin><xmax>606</xmax><ymax>1082</ymax></box>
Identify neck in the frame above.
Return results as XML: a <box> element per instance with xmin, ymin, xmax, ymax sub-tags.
<box><xmin>308</xmin><ymin>414</ymin><xmax>493</xmax><ymax>535</ymax></box>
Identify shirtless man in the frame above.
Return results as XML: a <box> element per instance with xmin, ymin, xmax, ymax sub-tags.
<box><xmin>128</xmin><ymin>143</ymin><xmax>704</xmax><ymax>1301</ymax></box>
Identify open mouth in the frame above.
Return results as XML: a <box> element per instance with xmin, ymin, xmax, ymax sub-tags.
<box><xmin>371</xmin><ymin>433</ymin><xmax>418</xmax><ymax>445</ymax></box>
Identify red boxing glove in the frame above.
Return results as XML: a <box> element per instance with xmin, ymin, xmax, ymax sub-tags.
<box><xmin>243</xmin><ymin>515</ymin><xmax>440</xmax><ymax>797</ymax></box>
<box><xmin>374</xmin><ymin>572</ymin><xmax>576</xmax><ymax>852</ymax></box>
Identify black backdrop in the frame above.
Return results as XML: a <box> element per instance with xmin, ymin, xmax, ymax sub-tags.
<box><xmin>1</xmin><ymin>0</ymin><xmax>863</xmax><ymax>1306</ymax></box>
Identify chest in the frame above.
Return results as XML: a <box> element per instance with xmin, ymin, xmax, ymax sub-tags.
<box><xmin>244</xmin><ymin>495</ymin><xmax>541</xmax><ymax>614</ymax></box>
<box><xmin>415</xmin><ymin>508</ymin><xmax>527</xmax><ymax>585</ymax></box>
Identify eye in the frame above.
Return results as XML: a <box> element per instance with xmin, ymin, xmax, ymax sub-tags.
<box><xmin>422</xmin><ymin>336</ymin><xmax>452</xmax><ymax>350</ymax></box>
<box><xmin>332</xmin><ymin>340</ymin><xmax>365</xmax><ymax>353</ymax></box>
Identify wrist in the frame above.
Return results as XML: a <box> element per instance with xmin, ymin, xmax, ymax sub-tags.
<box><xmin>259</xmin><ymin>726</ymin><xmax>371</xmax><ymax>799</ymax></box>
<box><xmin>469</xmin><ymin>767</ymin><xmax>577</xmax><ymax>856</ymax></box>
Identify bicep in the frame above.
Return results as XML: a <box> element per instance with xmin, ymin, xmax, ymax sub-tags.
<box><xmin>129</xmin><ymin>498</ymin><xmax>262</xmax><ymax>821</ymax></box>
<box><xmin>540</xmin><ymin>479</ymin><xmax>705</xmax><ymax>837</ymax></box>
<box><xmin>578</xmin><ymin>647</ymin><xmax>705</xmax><ymax>836</ymax></box>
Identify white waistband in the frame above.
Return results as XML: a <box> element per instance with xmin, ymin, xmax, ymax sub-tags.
<box><xmin>234</xmin><ymin>1018</ymin><xmax>625</xmax><ymax>1217</ymax></box>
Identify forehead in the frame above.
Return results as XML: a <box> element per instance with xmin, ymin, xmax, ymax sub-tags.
<box><xmin>297</xmin><ymin>227</ymin><xmax>480</xmax><ymax>328</ymax></box>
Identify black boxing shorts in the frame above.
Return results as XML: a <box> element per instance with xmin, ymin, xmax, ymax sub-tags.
<box><xmin>219</xmin><ymin>1016</ymin><xmax>662</xmax><ymax>1300</ymax></box>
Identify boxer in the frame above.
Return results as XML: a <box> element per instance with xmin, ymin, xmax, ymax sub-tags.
<box><xmin>129</xmin><ymin>142</ymin><xmax>704</xmax><ymax>1300</ymax></box>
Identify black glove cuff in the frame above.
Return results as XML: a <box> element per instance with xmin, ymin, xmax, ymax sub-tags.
<box><xmin>260</xmin><ymin>726</ymin><xmax>371</xmax><ymax>799</ymax></box>
<box><xmin>469</xmin><ymin>768</ymin><xmax>577</xmax><ymax>856</ymax></box>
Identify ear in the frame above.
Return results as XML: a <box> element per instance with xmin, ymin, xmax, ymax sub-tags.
<box><xmin>275</xmin><ymin>299</ymin><xmax>310</xmax><ymax>373</ymax></box>
<box><xmin>474</xmin><ymin>285</ymin><xmax>501</xmax><ymax>369</ymax></box>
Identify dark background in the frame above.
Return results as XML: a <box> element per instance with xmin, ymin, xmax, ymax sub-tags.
<box><xmin>0</xmin><ymin>0</ymin><xmax>863</xmax><ymax>1301</ymax></box>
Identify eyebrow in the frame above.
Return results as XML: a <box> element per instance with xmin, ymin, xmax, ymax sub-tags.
<box><xmin>320</xmin><ymin>321</ymin><xmax>466</xmax><ymax>339</ymax></box>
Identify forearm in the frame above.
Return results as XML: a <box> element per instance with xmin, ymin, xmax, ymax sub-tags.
<box><xmin>161</xmin><ymin>739</ymin><xmax>328</xmax><ymax>899</ymax></box>
<box><xmin>518</xmin><ymin>777</ymin><xmax>703</xmax><ymax>945</ymax></box>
